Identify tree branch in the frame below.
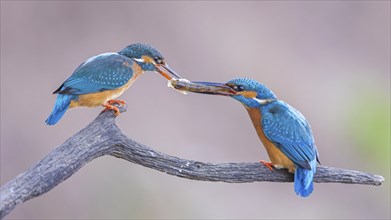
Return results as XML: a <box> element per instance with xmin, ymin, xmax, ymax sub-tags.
<box><xmin>0</xmin><ymin>105</ymin><xmax>384</xmax><ymax>219</ymax></box>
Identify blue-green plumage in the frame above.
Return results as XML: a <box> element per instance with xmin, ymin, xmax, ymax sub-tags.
<box><xmin>261</xmin><ymin>101</ymin><xmax>317</xmax><ymax>169</ymax></box>
<box><xmin>228</xmin><ymin>78</ymin><xmax>277</xmax><ymax>100</ymax></box>
<box><xmin>45</xmin><ymin>94</ymin><xmax>77</xmax><ymax>125</ymax></box>
<box><xmin>177</xmin><ymin>78</ymin><xmax>320</xmax><ymax>197</ymax></box>
<box><xmin>227</xmin><ymin>78</ymin><xmax>277</xmax><ymax>108</ymax></box>
<box><xmin>230</xmin><ymin>78</ymin><xmax>319</xmax><ymax>197</ymax></box>
<box><xmin>260</xmin><ymin>100</ymin><xmax>318</xmax><ymax>197</ymax></box>
<box><xmin>54</xmin><ymin>53</ymin><xmax>135</xmax><ymax>95</ymax></box>
<box><xmin>46</xmin><ymin>43</ymin><xmax>180</xmax><ymax>125</ymax></box>
<box><xmin>118</xmin><ymin>43</ymin><xmax>164</xmax><ymax>71</ymax></box>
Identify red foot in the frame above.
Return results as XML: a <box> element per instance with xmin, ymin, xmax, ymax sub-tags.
<box><xmin>102</xmin><ymin>103</ymin><xmax>120</xmax><ymax>116</ymax></box>
<box><xmin>260</xmin><ymin>160</ymin><xmax>274</xmax><ymax>171</ymax></box>
<box><xmin>107</xmin><ymin>99</ymin><xmax>126</xmax><ymax>106</ymax></box>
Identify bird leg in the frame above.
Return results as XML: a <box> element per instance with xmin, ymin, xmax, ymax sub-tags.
<box><xmin>260</xmin><ymin>160</ymin><xmax>274</xmax><ymax>171</ymax></box>
<box><xmin>107</xmin><ymin>99</ymin><xmax>126</xmax><ymax>106</ymax></box>
<box><xmin>102</xmin><ymin>103</ymin><xmax>120</xmax><ymax>116</ymax></box>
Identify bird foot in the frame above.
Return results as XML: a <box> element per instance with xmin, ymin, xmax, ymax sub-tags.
<box><xmin>260</xmin><ymin>160</ymin><xmax>274</xmax><ymax>171</ymax></box>
<box><xmin>107</xmin><ymin>99</ymin><xmax>126</xmax><ymax>106</ymax></box>
<box><xmin>102</xmin><ymin>103</ymin><xmax>120</xmax><ymax>116</ymax></box>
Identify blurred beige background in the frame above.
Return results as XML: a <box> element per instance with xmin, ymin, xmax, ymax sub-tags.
<box><xmin>1</xmin><ymin>1</ymin><xmax>390</xmax><ymax>219</ymax></box>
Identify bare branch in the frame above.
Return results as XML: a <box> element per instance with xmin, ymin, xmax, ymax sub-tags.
<box><xmin>0</xmin><ymin>105</ymin><xmax>384</xmax><ymax>219</ymax></box>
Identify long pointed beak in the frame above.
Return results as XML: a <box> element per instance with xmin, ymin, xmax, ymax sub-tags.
<box><xmin>156</xmin><ymin>63</ymin><xmax>182</xmax><ymax>80</ymax></box>
<box><xmin>170</xmin><ymin>80</ymin><xmax>237</xmax><ymax>96</ymax></box>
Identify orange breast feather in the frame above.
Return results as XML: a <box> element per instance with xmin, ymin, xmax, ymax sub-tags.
<box><xmin>70</xmin><ymin>62</ymin><xmax>142</xmax><ymax>108</ymax></box>
<box><xmin>246</xmin><ymin>107</ymin><xmax>296</xmax><ymax>172</ymax></box>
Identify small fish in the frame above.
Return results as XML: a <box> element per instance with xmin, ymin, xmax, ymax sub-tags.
<box><xmin>169</xmin><ymin>79</ymin><xmax>237</xmax><ymax>96</ymax></box>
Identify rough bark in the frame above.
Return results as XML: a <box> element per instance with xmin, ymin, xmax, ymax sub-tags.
<box><xmin>0</xmin><ymin>105</ymin><xmax>384</xmax><ymax>219</ymax></box>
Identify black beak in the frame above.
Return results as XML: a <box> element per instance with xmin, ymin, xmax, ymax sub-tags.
<box><xmin>170</xmin><ymin>80</ymin><xmax>237</xmax><ymax>96</ymax></box>
<box><xmin>156</xmin><ymin>63</ymin><xmax>182</xmax><ymax>80</ymax></box>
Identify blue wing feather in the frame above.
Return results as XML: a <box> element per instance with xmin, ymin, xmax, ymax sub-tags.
<box><xmin>55</xmin><ymin>53</ymin><xmax>135</xmax><ymax>95</ymax></box>
<box><xmin>261</xmin><ymin>101</ymin><xmax>317</xmax><ymax>169</ymax></box>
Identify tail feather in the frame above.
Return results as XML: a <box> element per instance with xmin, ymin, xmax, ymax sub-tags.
<box><xmin>294</xmin><ymin>160</ymin><xmax>317</xmax><ymax>197</ymax></box>
<box><xmin>45</xmin><ymin>94</ymin><xmax>76</xmax><ymax>125</ymax></box>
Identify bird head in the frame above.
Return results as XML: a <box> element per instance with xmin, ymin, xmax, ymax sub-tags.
<box><xmin>119</xmin><ymin>43</ymin><xmax>181</xmax><ymax>80</ymax></box>
<box><xmin>172</xmin><ymin>78</ymin><xmax>277</xmax><ymax>108</ymax></box>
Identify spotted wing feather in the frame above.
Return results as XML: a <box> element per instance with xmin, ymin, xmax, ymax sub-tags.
<box><xmin>54</xmin><ymin>53</ymin><xmax>135</xmax><ymax>95</ymax></box>
<box><xmin>261</xmin><ymin>101</ymin><xmax>317</xmax><ymax>169</ymax></box>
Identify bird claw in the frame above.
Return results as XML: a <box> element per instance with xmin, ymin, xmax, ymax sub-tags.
<box><xmin>102</xmin><ymin>103</ymin><xmax>121</xmax><ymax>116</ymax></box>
<box><xmin>260</xmin><ymin>160</ymin><xmax>274</xmax><ymax>171</ymax></box>
<box><xmin>107</xmin><ymin>99</ymin><xmax>126</xmax><ymax>106</ymax></box>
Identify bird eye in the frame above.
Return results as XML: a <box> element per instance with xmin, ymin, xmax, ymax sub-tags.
<box><xmin>154</xmin><ymin>57</ymin><xmax>164</xmax><ymax>64</ymax></box>
<box><xmin>233</xmin><ymin>85</ymin><xmax>245</xmax><ymax>92</ymax></box>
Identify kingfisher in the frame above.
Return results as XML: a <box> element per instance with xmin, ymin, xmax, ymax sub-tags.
<box><xmin>170</xmin><ymin>78</ymin><xmax>320</xmax><ymax>197</ymax></box>
<box><xmin>45</xmin><ymin>43</ymin><xmax>181</xmax><ymax>125</ymax></box>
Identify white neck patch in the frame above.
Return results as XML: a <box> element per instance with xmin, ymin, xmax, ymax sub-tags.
<box><xmin>133</xmin><ymin>57</ymin><xmax>145</xmax><ymax>63</ymax></box>
<box><xmin>252</xmin><ymin>98</ymin><xmax>275</xmax><ymax>105</ymax></box>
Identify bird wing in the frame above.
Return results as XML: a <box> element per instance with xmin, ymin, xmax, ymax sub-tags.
<box><xmin>54</xmin><ymin>53</ymin><xmax>135</xmax><ymax>95</ymax></box>
<box><xmin>261</xmin><ymin>101</ymin><xmax>317</xmax><ymax>170</ymax></box>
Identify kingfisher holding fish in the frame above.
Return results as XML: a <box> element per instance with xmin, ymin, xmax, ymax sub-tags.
<box><xmin>170</xmin><ymin>78</ymin><xmax>320</xmax><ymax>197</ymax></box>
<box><xmin>46</xmin><ymin>43</ymin><xmax>180</xmax><ymax>125</ymax></box>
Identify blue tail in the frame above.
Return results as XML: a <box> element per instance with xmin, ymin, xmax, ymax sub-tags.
<box><xmin>294</xmin><ymin>160</ymin><xmax>317</xmax><ymax>197</ymax></box>
<box><xmin>45</xmin><ymin>94</ymin><xmax>76</xmax><ymax>125</ymax></box>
